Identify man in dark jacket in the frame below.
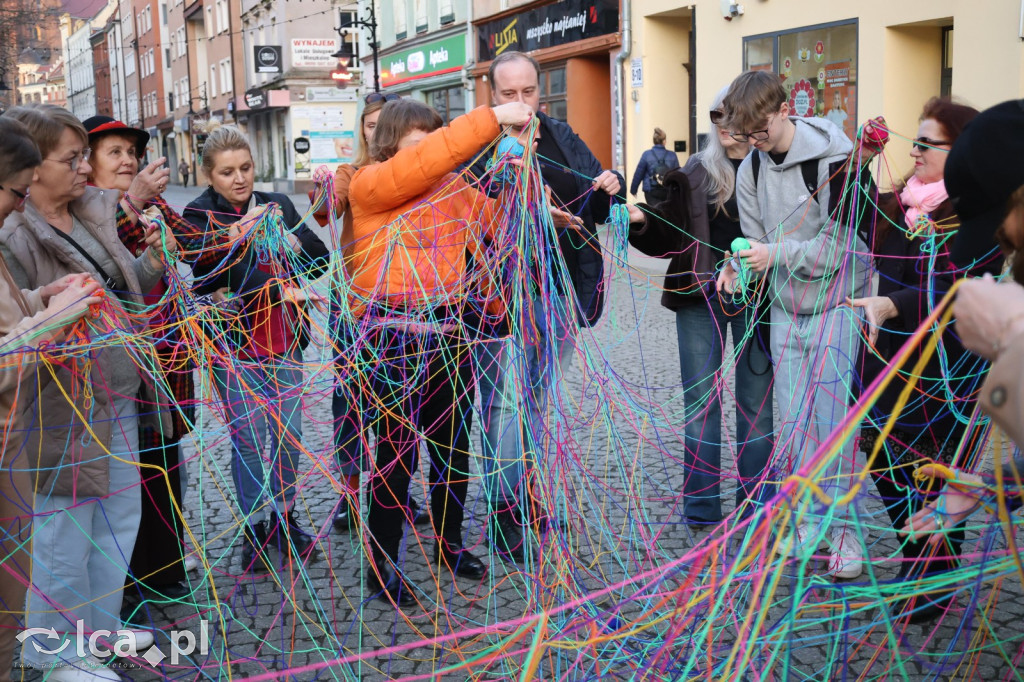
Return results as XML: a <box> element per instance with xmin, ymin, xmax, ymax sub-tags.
<box><xmin>465</xmin><ymin>51</ymin><xmax>624</xmax><ymax>561</ymax></box>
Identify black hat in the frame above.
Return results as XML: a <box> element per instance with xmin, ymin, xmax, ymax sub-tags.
<box><xmin>947</xmin><ymin>99</ymin><xmax>1024</xmax><ymax>268</ymax></box>
<box><xmin>81</xmin><ymin>116</ymin><xmax>150</xmax><ymax>157</ymax></box>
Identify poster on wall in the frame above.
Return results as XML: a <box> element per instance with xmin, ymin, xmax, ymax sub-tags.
<box><xmin>788</xmin><ymin>79</ymin><xmax>816</xmax><ymax>117</ymax></box>
<box><xmin>823</xmin><ymin>60</ymin><xmax>856</xmax><ymax>141</ymax></box>
<box><xmin>309</xmin><ymin>130</ymin><xmax>354</xmax><ymax>164</ymax></box>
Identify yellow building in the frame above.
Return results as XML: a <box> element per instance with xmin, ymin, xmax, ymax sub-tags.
<box><xmin>625</xmin><ymin>0</ymin><xmax>1024</xmax><ymax>184</ymax></box>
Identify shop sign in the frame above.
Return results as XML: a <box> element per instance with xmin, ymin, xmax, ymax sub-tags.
<box><xmin>305</xmin><ymin>87</ymin><xmax>357</xmax><ymax>103</ymax></box>
<box><xmin>477</xmin><ymin>0</ymin><xmax>619</xmax><ymax>62</ymax></box>
<box><xmin>254</xmin><ymin>45</ymin><xmax>282</xmax><ymax>74</ymax></box>
<box><xmin>291</xmin><ymin>38</ymin><xmax>340</xmax><ymax>68</ymax></box>
<box><xmin>244</xmin><ymin>88</ymin><xmax>266</xmax><ymax>109</ymax></box>
<box><xmin>381</xmin><ymin>35</ymin><xmax>466</xmax><ymax>88</ymax></box>
<box><xmin>309</xmin><ymin>130</ymin><xmax>355</xmax><ymax>164</ymax></box>
<box><xmin>293</xmin><ymin>137</ymin><xmax>311</xmax><ymax>154</ymax></box>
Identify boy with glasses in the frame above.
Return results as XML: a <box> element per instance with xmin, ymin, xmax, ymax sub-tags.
<box><xmin>717</xmin><ymin>70</ymin><xmax>871</xmax><ymax>578</ymax></box>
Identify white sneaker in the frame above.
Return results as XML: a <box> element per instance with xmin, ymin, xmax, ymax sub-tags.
<box><xmin>34</xmin><ymin>655</ymin><xmax>121</xmax><ymax>682</ymax></box>
<box><xmin>97</xmin><ymin>629</ymin><xmax>156</xmax><ymax>657</ymax></box>
<box><xmin>183</xmin><ymin>553</ymin><xmax>200</xmax><ymax>573</ymax></box>
<box><xmin>784</xmin><ymin>522</ymin><xmax>817</xmax><ymax>557</ymax></box>
<box><xmin>828</xmin><ymin>526</ymin><xmax>864</xmax><ymax>579</ymax></box>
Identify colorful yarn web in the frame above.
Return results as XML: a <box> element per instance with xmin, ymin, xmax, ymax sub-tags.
<box><xmin>4</xmin><ymin>119</ymin><xmax>1024</xmax><ymax>682</ymax></box>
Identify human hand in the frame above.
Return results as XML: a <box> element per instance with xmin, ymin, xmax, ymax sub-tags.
<box><xmin>954</xmin><ymin>274</ymin><xmax>1024</xmax><ymax>360</ymax></box>
<box><xmin>737</xmin><ymin>242</ymin><xmax>773</xmax><ymax>273</ymax></box>
<box><xmin>545</xmin><ymin>186</ymin><xmax>583</xmax><ymax>231</ymax></box>
<box><xmin>281</xmin><ymin>284</ymin><xmax>326</xmax><ymax>306</ymax></box>
<box><xmin>592</xmin><ymin>170</ymin><xmax>621</xmax><ymax>196</ymax></box>
<box><xmin>625</xmin><ymin>204</ymin><xmax>645</xmax><ymax>224</ymax></box>
<box><xmin>492</xmin><ymin>102</ymin><xmax>535</xmax><ymax>129</ymax></box>
<box><xmin>40</xmin><ymin>273</ymin><xmax>92</xmax><ymax>305</ymax></box>
<box><xmin>41</xmin><ymin>274</ymin><xmax>104</xmax><ymax>331</ymax></box>
<box><xmin>847</xmin><ymin>295</ymin><xmax>898</xmax><ymax>345</ymax></box>
<box><xmin>143</xmin><ymin>223</ymin><xmax>178</xmax><ymax>269</ymax></box>
<box><xmin>127</xmin><ymin>157</ymin><xmax>171</xmax><ymax>206</ymax></box>
<box><xmin>902</xmin><ymin>464</ymin><xmax>987</xmax><ymax>546</ymax></box>
<box><xmin>716</xmin><ymin>264</ymin><xmax>738</xmax><ymax>294</ymax></box>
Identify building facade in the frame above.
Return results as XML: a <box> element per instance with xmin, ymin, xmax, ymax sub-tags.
<box><xmin>625</xmin><ymin>0</ymin><xmax>1024</xmax><ymax>184</ymax></box>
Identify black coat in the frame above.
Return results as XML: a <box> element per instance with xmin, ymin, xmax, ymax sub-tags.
<box><xmin>467</xmin><ymin>112</ymin><xmax>623</xmax><ymax>327</ymax></box>
<box><xmin>183</xmin><ymin>187</ymin><xmax>330</xmax><ymax>350</ymax></box>
<box><xmin>627</xmin><ymin>156</ymin><xmax>722</xmax><ymax>310</ymax></box>
<box><xmin>857</xmin><ymin>197</ymin><xmax>1002</xmax><ymax>453</ymax></box>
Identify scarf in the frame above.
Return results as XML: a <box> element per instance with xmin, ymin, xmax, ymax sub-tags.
<box><xmin>901</xmin><ymin>175</ymin><xmax>948</xmax><ymax>233</ymax></box>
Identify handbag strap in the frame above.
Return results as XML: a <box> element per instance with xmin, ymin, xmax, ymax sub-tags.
<box><xmin>48</xmin><ymin>223</ymin><xmax>118</xmax><ymax>289</ymax></box>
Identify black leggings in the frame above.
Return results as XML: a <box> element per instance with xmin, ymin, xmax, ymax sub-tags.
<box><xmin>364</xmin><ymin>326</ymin><xmax>474</xmax><ymax>562</ymax></box>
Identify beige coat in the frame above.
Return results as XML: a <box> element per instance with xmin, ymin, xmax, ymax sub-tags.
<box><xmin>0</xmin><ymin>186</ymin><xmax>172</xmax><ymax>498</ymax></box>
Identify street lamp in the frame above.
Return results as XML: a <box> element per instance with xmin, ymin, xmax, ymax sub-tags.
<box><xmin>333</xmin><ymin>4</ymin><xmax>380</xmax><ymax>93</ymax></box>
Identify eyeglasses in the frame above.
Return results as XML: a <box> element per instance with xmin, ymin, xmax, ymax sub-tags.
<box><xmin>0</xmin><ymin>185</ymin><xmax>29</xmax><ymax>207</ymax></box>
<box><xmin>912</xmin><ymin>137</ymin><xmax>951</xmax><ymax>152</ymax></box>
<box><xmin>729</xmin><ymin>115</ymin><xmax>776</xmax><ymax>143</ymax></box>
<box><xmin>46</xmin><ymin>148</ymin><xmax>92</xmax><ymax>172</ymax></box>
<box><xmin>709</xmin><ymin>109</ymin><xmax>725</xmax><ymax>126</ymax></box>
<box><xmin>364</xmin><ymin>92</ymin><xmax>401</xmax><ymax>105</ymax></box>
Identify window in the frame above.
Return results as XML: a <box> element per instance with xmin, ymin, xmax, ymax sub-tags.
<box><xmin>393</xmin><ymin>0</ymin><xmax>406</xmax><ymax>40</ymax></box>
<box><xmin>209</xmin><ymin>65</ymin><xmax>217</xmax><ymax>97</ymax></box>
<box><xmin>220</xmin><ymin>58</ymin><xmax>233</xmax><ymax>93</ymax></box>
<box><xmin>941</xmin><ymin>26</ymin><xmax>953</xmax><ymax>98</ymax></box>
<box><xmin>206</xmin><ymin>6</ymin><xmax>213</xmax><ymax>35</ymax></box>
<box><xmin>539</xmin><ymin>65</ymin><xmax>567</xmax><ymax>121</ymax></box>
<box><xmin>125</xmin><ymin>53</ymin><xmax>135</xmax><ymax>76</ymax></box>
<box><xmin>742</xmin><ymin>20</ymin><xmax>858</xmax><ymax>140</ymax></box>
<box><xmin>217</xmin><ymin>0</ymin><xmax>229</xmax><ymax>33</ymax></box>
<box><xmin>415</xmin><ymin>0</ymin><xmax>427</xmax><ymax>33</ymax></box>
<box><xmin>176</xmin><ymin>27</ymin><xmax>186</xmax><ymax>58</ymax></box>
<box><xmin>429</xmin><ymin>87</ymin><xmax>465</xmax><ymax>124</ymax></box>
<box><xmin>439</xmin><ymin>0</ymin><xmax>454</xmax><ymax>24</ymax></box>
<box><xmin>164</xmin><ymin>47</ymin><xmax>170</xmax><ymax>64</ymax></box>
<box><xmin>160</xmin><ymin>2</ymin><xmax>167</xmax><ymax>26</ymax></box>
<box><xmin>145</xmin><ymin>7</ymin><xmax>152</xmax><ymax>32</ymax></box>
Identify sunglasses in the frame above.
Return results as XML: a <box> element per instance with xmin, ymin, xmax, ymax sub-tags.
<box><xmin>912</xmin><ymin>137</ymin><xmax>951</xmax><ymax>152</ymax></box>
<box><xmin>0</xmin><ymin>185</ymin><xmax>28</xmax><ymax>207</ymax></box>
<box><xmin>364</xmin><ymin>92</ymin><xmax>401</xmax><ymax>105</ymax></box>
<box><xmin>710</xmin><ymin>109</ymin><xmax>725</xmax><ymax>126</ymax></box>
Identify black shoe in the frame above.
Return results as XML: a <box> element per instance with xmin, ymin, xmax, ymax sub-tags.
<box><xmin>241</xmin><ymin>521</ymin><xmax>270</xmax><ymax>573</ymax></box>
<box><xmin>367</xmin><ymin>556</ymin><xmax>416</xmax><ymax>608</ymax></box>
<box><xmin>435</xmin><ymin>542</ymin><xmax>487</xmax><ymax>580</ymax></box>
<box><xmin>488</xmin><ymin>511</ymin><xmax>527</xmax><ymax>562</ymax></box>
<box><xmin>333</xmin><ymin>495</ymin><xmax>358</xmax><ymax>531</ymax></box>
<box><xmin>682</xmin><ymin>516</ymin><xmax>720</xmax><ymax>528</ymax></box>
<box><xmin>409</xmin><ymin>497</ymin><xmax>431</xmax><ymax>526</ymax></box>
<box><xmin>269</xmin><ymin>510</ymin><xmax>317</xmax><ymax>558</ymax></box>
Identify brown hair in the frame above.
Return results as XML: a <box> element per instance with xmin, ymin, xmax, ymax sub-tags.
<box><xmin>199</xmin><ymin>120</ymin><xmax>252</xmax><ymax>176</ymax></box>
<box><xmin>721</xmin><ymin>71</ymin><xmax>787</xmax><ymax>134</ymax></box>
<box><xmin>369</xmin><ymin>99</ymin><xmax>443</xmax><ymax>162</ymax></box>
<box><xmin>0</xmin><ymin>117</ymin><xmax>42</xmax><ymax>183</ymax></box>
<box><xmin>653</xmin><ymin>127</ymin><xmax>666</xmax><ymax>145</ymax></box>
<box><xmin>3</xmin><ymin>104</ymin><xmax>88</xmax><ymax>159</ymax></box>
<box><xmin>354</xmin><ymin>98</ymin><xmax>387</xmax><ymax>168</ymax></box>
<box><xmin>488</xmin><ymin>51</ymin><xmax>541</xmax><ymax>92</ymax></box>
<box><xmin>920</xmin><ymin>97</ymin><xmax>980</xmax><ymax>144</ymax></box>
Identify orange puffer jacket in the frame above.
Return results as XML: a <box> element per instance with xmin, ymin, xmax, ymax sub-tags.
<box><xmin>348</xmin><ymin>106</ymin><xmax>504</xmax><ymax>315</ymax></box>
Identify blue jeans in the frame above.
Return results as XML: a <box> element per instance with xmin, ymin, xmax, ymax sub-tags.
<box><xmin>332</xmin><ymin>323</ymin><xmax>368</xmax><ymax>479</ymax></box>
<box><xmin>676</xmin><ymin>301</ymin><xmax>774</xmax><ymax>521</ymax></box>
<box><xmin>212</xmin><ymin>349</ymin><xmax>305</xmax><ymax>521</ymax></box>
<box><xmin>475</xmin><ymin>293</ymin><xmax>575</xmax><ymax>511</ymax></box>
<box><xmin>23</xmin><ymin>395</ymin><xmax>141</xmax><ymax>667</ymax></box>
<box><xmin>770</xmin><ymin>303</ymin><xmax>862</xmax><ymax>528</ymax></box>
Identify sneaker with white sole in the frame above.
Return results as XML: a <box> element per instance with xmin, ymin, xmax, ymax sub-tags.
<box><xmin>828</xmin><ymin>526</ymin><xmax>864</xmax><ymax>579</ymax></box>
<box><xmin>784</xmin><ymin>522</ymin><xmax>817</xmax><ymax>557</ymax></box>
<box><xmin>29</xmin><ymin>655</ymin><xmax>121</xmax><ymax>682</ymax></box>
<box><xmin>183</xmin><ymin>553</ymin><xmax>200</xmax><ymax>573</ymax></box>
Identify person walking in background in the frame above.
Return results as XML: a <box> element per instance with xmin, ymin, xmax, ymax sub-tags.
<box><xmin>630</xmin><ymin>127</ymin><xmax>680</xmax><ymax>204</ymax></box>
<box><xmin>178</xmin><ymin>158</ymin><xmax>190</xmax><ymax>187</ymax></box>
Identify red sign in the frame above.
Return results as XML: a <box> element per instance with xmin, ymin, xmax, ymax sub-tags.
<box><xmin>789</xmin><ymin>79</ymin><xmax>816</xmax><ymax>117</ymax></box>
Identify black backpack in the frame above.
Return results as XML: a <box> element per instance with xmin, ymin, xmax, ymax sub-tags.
<box><xmin>750</xmin><ymin>150</ymin><xmax>880</xmax><ymax>246</ymax></box>
<box><xmin>650</xmin><ymin>149</ymin><xmax>673</xmax><ymax>188</ymax></box>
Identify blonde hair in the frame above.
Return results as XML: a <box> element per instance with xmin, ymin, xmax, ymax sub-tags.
<box><xmin>653</xmin><ymin>128</ymin><xmax>666</xmax><ymax>145</ymax></box>
<box><xmin>199</xmin><ymin>120</ymin><xmax>251</xmax><ymax>176</ymax></box>
<box><xmin>3</xmin><ymin>104</ymin><xmax>87</xmax><ymax>159</ymax></box>
<box><xmin>695</xmin><ymin>86</ymin><xmax>744</xmax><ymax>217</ymax></box>
<box><xmin>354</xmin><ymin>99</ymin><xmax>387</xmax><ymax>168</ymax></box>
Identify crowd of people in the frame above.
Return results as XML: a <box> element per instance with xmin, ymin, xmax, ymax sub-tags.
<box><xmin>0</xmin><ymin>51</ymin><xmax>1021</xmax><ymax>681</ymax></box>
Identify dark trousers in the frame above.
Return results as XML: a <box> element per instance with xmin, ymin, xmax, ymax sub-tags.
<box><xmin>364</xmin><ymin>326</ymin><xmax>473</xmax><ymax>562</ymax></box>
<box><xmin>128</xmin><ymin>438</ymin><xmax>187</xmax><ymax>588</ymax></box>
<box><xmin>868</xmin><ymin>439</ymin><xmax>964</xmax><ymax>571</ymax></box>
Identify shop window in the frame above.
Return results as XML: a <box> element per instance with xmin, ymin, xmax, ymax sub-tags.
<box><xmin>415</xmin><ymin>0</ymin><xmax>427</xmax><ymax>34</ymax></box>
<box><xmin>430</xmin><ymin>87</ymin><xmax>465</xmax><ymax>124</ymax></box>
<box><xmin>393</xmin><ymin>0</ymin><xmax>407</xmax><ymax>41</ymax></box>
<box><xmin>439</xmin><ymin>0</ymin><xmax>455</xmax><ymax>25</ymax></box>
<box><xmin>540</xmin><ymin>65</ymin><xmax>567</xmax><ymax>121</ymax></box>
<box><xmin>941</xmin><ymin>26</ymin><xmax>953</xmax><ymax>98</ymax></box>
<box><xmin>742</xmin><ymin>20</ymin><xmax>858</xmax><ymax>141</ymax></box>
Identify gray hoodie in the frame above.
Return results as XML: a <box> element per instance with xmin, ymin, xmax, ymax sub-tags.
<box><xmin>736</xmin><ymin>116</ymin><xmax>869</xmax><ymax>315</ymax></box>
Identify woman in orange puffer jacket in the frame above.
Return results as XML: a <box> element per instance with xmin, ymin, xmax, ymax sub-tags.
<box><xmin>347</xmin><ymin>99</ymin><xmax>533</xmax><ymax>607</ymax></box>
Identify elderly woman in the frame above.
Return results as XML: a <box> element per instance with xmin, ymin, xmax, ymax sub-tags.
<box><xmin>83</xmin><ymin>115</ymin><xmax>198</xmax><ymax>601</ymax></box>
<box><xmin>849</xmin><ymin>97</ymin><xmax>999</xmax><ymax>623</ymax></box>
<box><xmin>183</xmin><ymin>122</ymin><xmax>329</xmax><ymax>571</ymax></box>
<box><xmin>0</xmin><ymin>117</ymin><xmax>105</xmax><ymax>682</ymax></box>
<box><xmin>0</xmin><ymin>104</ymin><xmax>175</xmax><ymax>680</ymax></box>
